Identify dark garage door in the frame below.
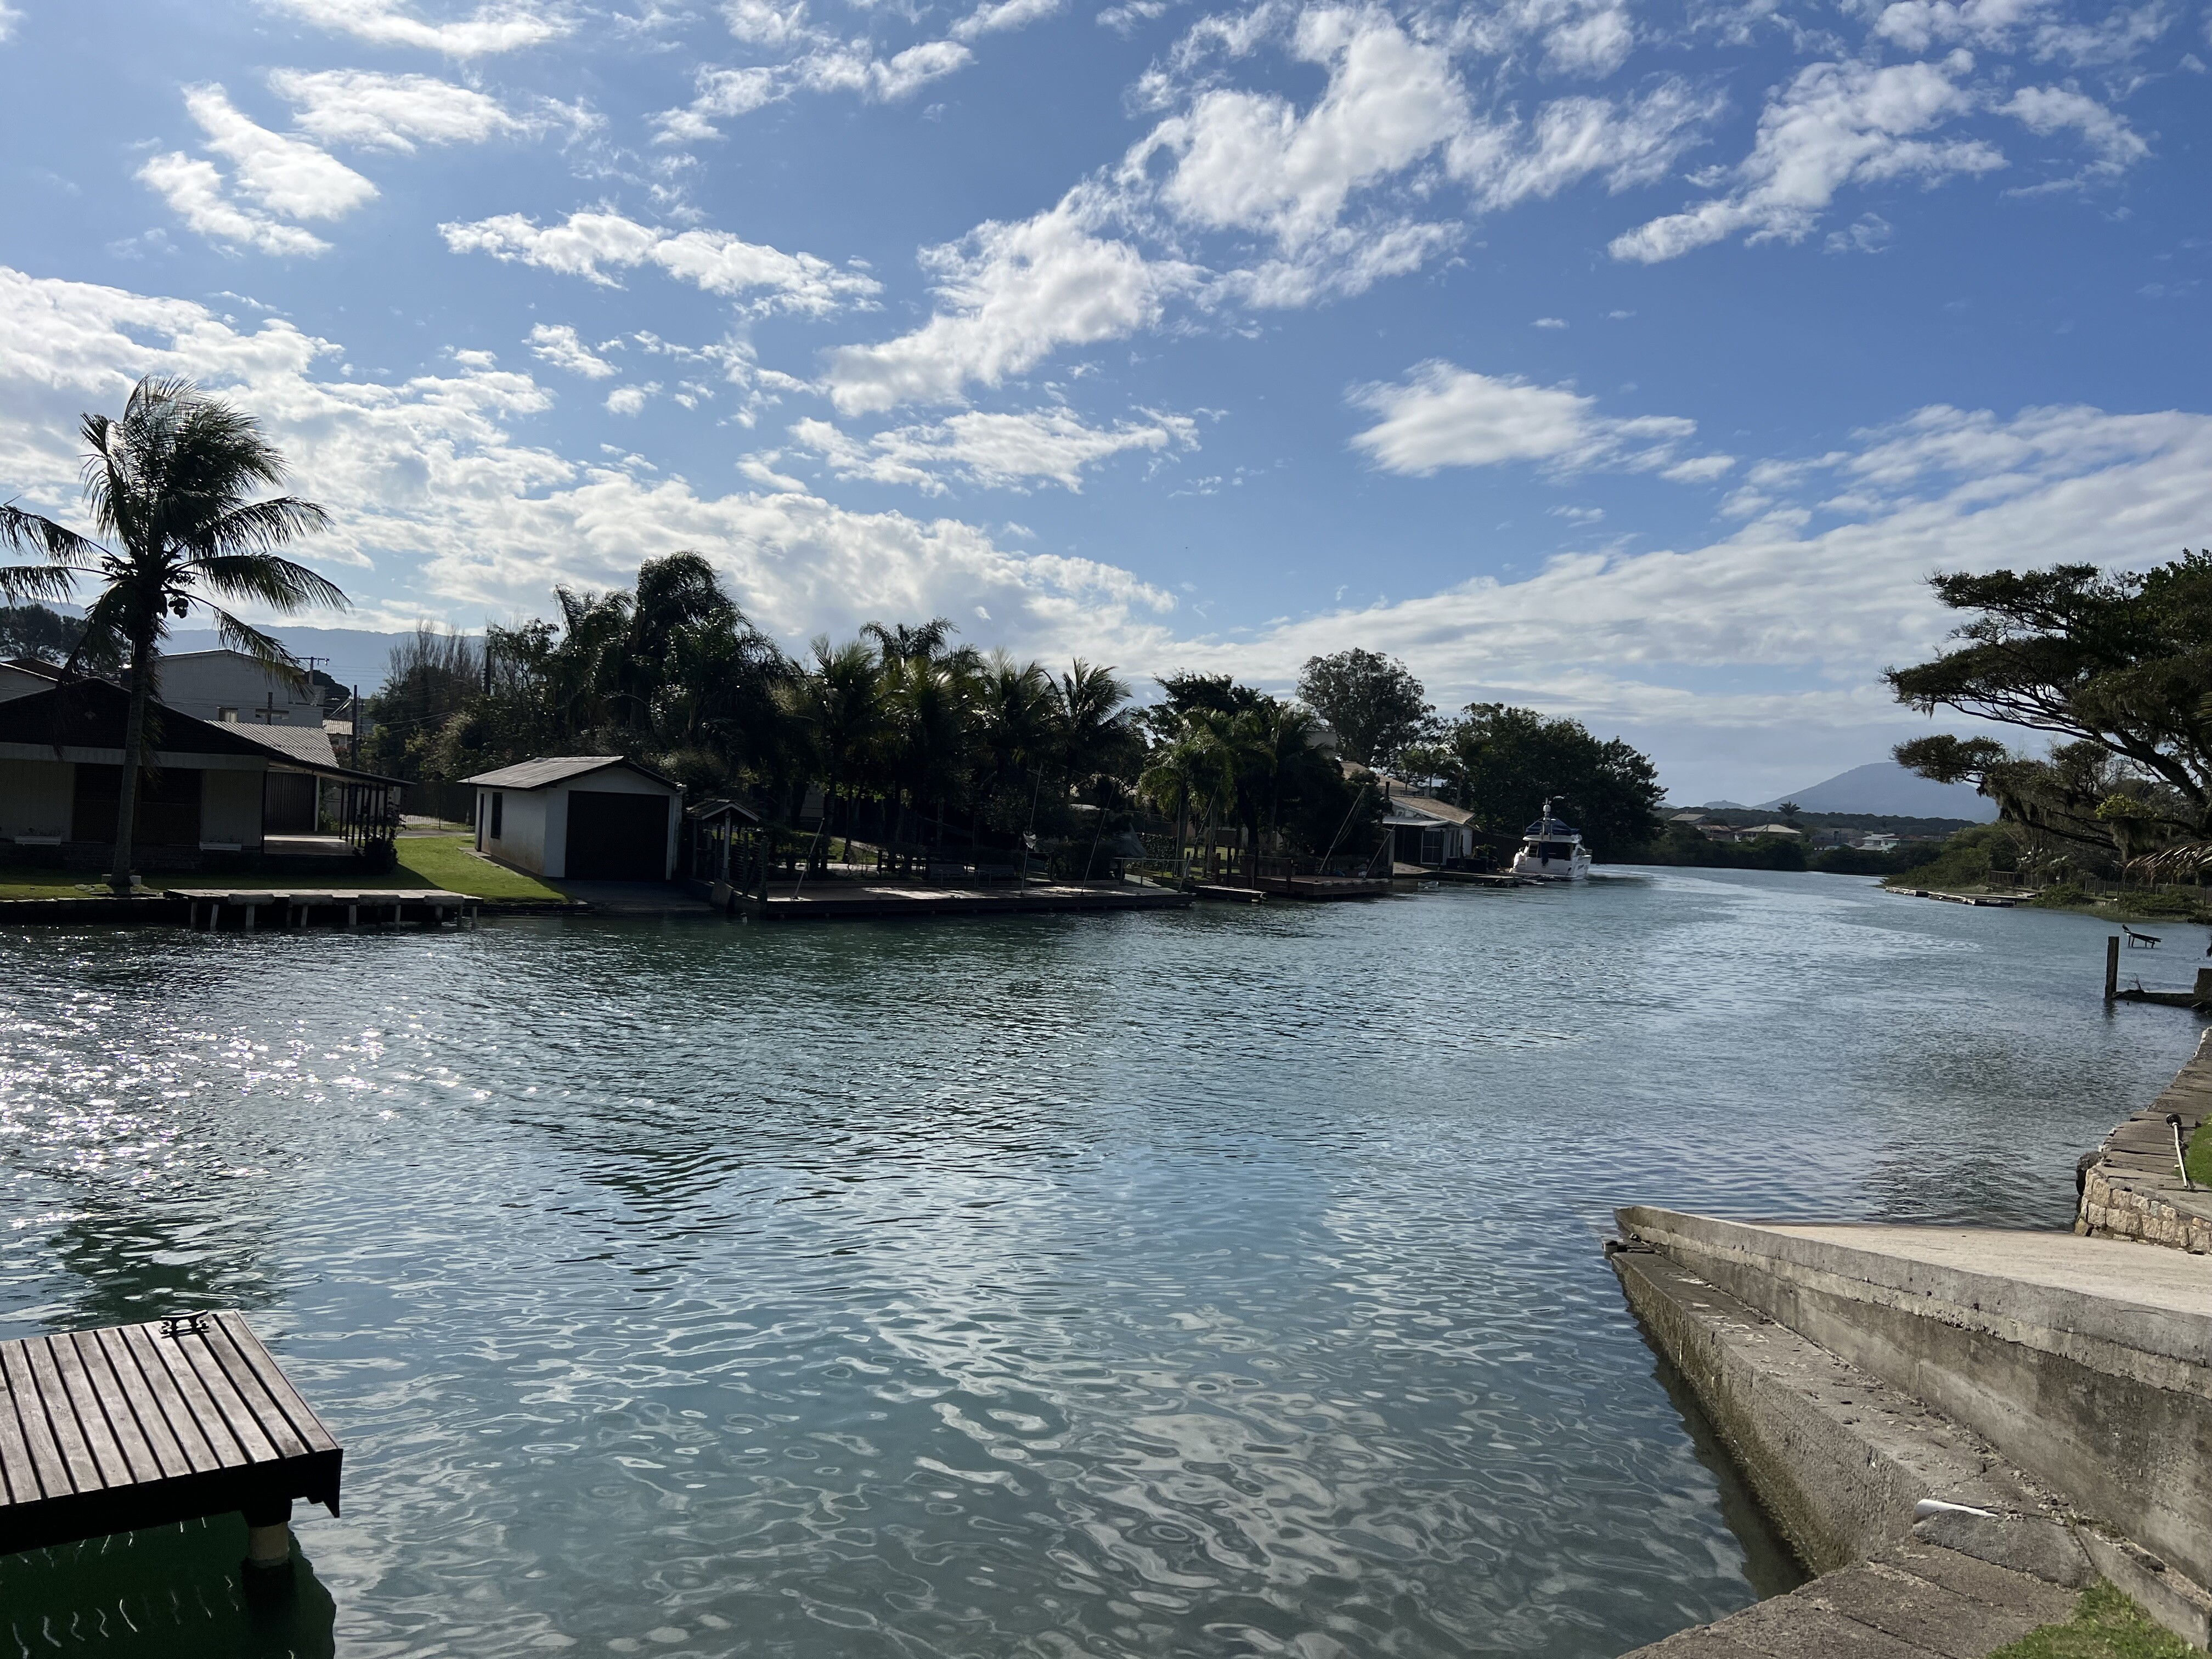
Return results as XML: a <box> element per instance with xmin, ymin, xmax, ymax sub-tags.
<box><xmin>566</xmin><ymin>790</ymin><xmax>669</xmax><ymax>880</ymax></box>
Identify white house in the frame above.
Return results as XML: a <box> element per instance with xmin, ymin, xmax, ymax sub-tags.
<box><xmin>154</xmin><ymin>650</ymin><xmax>328</xmax><ymax>730</ymax></box>
<box><xmin>465</xmin><ymin>756</ymin><xmax>682</xmax><ymax>881</ymax></box>
<box><xmin>1379</xmin><ymin>786</ymin><xmax>1478</xmax><ymax>867</ymax></box>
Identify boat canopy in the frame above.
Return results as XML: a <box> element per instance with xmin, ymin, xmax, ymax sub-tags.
<box><xmin>1522</xmin><ymin>817</ymin><xmax>1579</xmax><ymax>838</ymax></box>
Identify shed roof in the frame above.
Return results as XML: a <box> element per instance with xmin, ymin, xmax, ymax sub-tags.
<box><xmin>687</xmin><ymin>797</ymin><xmax>761</xmax><ymax>823</ymax></box>
<box><xmin>463</xmin><ymin>754</ymin><xmax>679</xmax><ymax>791</ymax></box>
<box><xmin>1380</xmin><ymin>790</ymin><xmax>1472</xmax><ymax>826</ymax></box>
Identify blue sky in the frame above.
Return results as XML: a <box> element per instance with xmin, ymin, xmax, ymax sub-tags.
<box><xmin>1</xmin><ymin>0</ymin><xmax>2205</xmax><ymax>800</ymax></box>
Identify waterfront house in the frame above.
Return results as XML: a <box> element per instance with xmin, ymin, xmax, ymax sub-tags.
<box><xmin>465</xmin><ymin>755</ymin><xmax>682</xmax><ymax>881</ymax></box>
<box><xmin>1379</xmin><ymin>787</ymin><xmax>1478</xmax><ymax>867</ymax></box>
<box><xmin>0</xmin><ymin>675</ymin><xmax>403</xmax><ymax>867</ymax></box>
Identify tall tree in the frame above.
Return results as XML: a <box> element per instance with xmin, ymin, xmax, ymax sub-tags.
<box><xmin>1</xmin><ymin>376</ymin><xmax>343</xmax><ymax>889</ymax></box>
<box><xmin>1888</xmin><ymin>555</ymin><xmax>2212</xmax><ymax>854</ymax></box>
<box><xmin>0</xmin><ymin>603</ymin><xmax>87</xmax><ymax>665</ymax></box>
<box><xmin>1295</xmin><ymin>648</ymin><xmax>1435</xmax><ymax>766</ymax></box>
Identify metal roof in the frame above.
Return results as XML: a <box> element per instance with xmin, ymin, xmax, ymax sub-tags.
<box><xmin>687</xmin><ymin>797</ymin><xmax>760</xmax><ymax>823</ymax></box>
<box><xmin>223</xmin><ymin>722</ymin><xmax>340</xmax><ymax>769</ymax></box>
<box><xmin>462</xmin><ymin>754</ymin><xmax>679</xmax><ymax>791</ymax></box>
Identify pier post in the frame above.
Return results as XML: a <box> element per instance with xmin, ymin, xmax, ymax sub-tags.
<box><xmin>2106</xmin><ymin>935</ymin><xmax>2120</xmax><ymax>1000</ymax></box>
<box><xmin>241</xmin><ymin>1496</ymin><xmax>294</xmax><ymax>1575</ymax></box>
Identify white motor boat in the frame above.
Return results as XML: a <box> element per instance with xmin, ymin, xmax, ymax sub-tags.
<box><xmin>1511</xmin><ymin>799</ymin><xmax>1592</xmax><ymax>882</ymax></box>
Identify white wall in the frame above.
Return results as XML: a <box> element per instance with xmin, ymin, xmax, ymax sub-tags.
<box><xmin>0</xmin><ymin>759</ymin><xmax>71</xmax><ymax>839</ymax></box>
<box><xmin>158</xmin><ymin>652</ymin><xmax>323</xmax><ymax>729</ymax></box>
<box><xmin>478</xmin><ymin>787</ymin><xmax>552</xmax><ymax>874</ymax></box>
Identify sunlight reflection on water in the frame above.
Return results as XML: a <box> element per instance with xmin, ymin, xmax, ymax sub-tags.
<box><xmin>0</xmin><ymin>869</ymin><xmax>2197</xmax><ymax>1657</ymax></box>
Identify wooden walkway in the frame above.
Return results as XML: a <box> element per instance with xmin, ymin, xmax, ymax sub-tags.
<box><xmin>1</xmin><ymin>1312</ymin><xmax>341</xmax><ymax>1555</ymax></box>
<box><xmin>165</xmin><ymin>888</ymin><xmax>476</xmax><ymax>929</ymax></box>
<box><xmin>758</xmin><ymin>881</ymin><xmax>1193</xmax><ymax>919</ymax></box>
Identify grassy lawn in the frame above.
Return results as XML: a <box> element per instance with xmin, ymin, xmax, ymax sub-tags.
<box><xmin>1989</xmin><ymin>1583</ymin><xmax>2194</xmax><ymax>1659</ymax></box>
<box><xmin>0</xmin><ymin>836</ymin><xmax>565</xmax><ymax>904</ymax></box>
<box><xmin>395</xmin><ymin>834</ymin><xmax>567</xmax><ymax>901</ymax></box>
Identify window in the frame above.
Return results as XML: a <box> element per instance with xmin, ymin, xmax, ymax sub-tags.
<box><xmin>217</xmin><ymin>707</ymin><xmax>238</xmax><ymax>723</ymax></box>
<box><xmin>490</xmin><ymin>793</ymin><xmax>504</xmax><ymax>839</ymax></box>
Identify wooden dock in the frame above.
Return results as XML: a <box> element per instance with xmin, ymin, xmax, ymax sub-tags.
<box><xmin>756</xmin><ymin>880</ymin><xmax>1192</xmax><ymax>920</ymax></box>
<box><xmin>165</xmin><ymin>888</ymin><xmax>477</xmax><ymax>930</ymax></box>
<box><xmin>1</xmin><ymin>1311</ymin><xmax>341</xmax><ymax>1557</ymax></box>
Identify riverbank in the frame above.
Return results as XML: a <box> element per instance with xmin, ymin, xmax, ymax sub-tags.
<box><xmin>1611</xmin><ymin>1039</ymin><xmax>2212</xmax><ymax>1654</ymax></box>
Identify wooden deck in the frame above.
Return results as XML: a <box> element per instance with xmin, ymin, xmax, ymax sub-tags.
<box><xmin>164</xmin><ymin>888</ymin><xmax>476</xmax><ymax>929</ymax></box>
<box><xmin>1</xmin><ymin>1312</ymin><xmax>341</xmax><ymax>1555</ymax></box>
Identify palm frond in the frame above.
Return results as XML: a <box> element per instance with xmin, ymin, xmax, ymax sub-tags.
<box><xmin>187</xmin><ymin>497</ymin><xmax>335</xmax><ymax>559</ymax></box>
<box><xmin>60</xmin><ymin>585</ymin><xmax>149</xmax><ymax>686</ymax></box>
<box><xmin>1</xmin><ymin>502</ymin><xmax>106</xmax><ymax>564</ymax></box>
<box><xmin>0</xmin><ymin>562</ymin><xmax>88</xmax><ymax>604</ymax></box>
<box><xmin>186</xmin><ymin>547</ymin><xmax>348</xmax><ymax>613</ymax></box>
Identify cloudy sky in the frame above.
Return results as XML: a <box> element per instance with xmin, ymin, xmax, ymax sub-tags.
<box><xmin>0</xmin><ymin>0</ymin><xmax>2205</xmax><ymax>798</ymax></box>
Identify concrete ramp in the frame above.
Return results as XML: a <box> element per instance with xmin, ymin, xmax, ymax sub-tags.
<box><xmin>1615</xmin><ymin>1207</ymin><xmax>2212</xmax><ymax>1598</ymax></box>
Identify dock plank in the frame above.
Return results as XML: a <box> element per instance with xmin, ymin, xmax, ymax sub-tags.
<box><xmin>0</xmin><ymin>1344</ymin><xmax>71</xmax><ymax>1499</ymax></box>
<box><xmin>115</xmin><ymin>1321</ymin><xmax>224</xmax><ymax>1474</ymax></box>
<box><xmin>44</xmin><ymin>1333</ymin><xmax>135</xmax><ymax>1489</ymax></box>
<box><xmin>89</xmin><ymin>1326</ymin><xmax>191</xmax><ymax>1481</ymax></box>
<box><xmin>1</xmin><ymin>1313</ymin><xmax>343</xmax><ymax>1556</ymax></box>
<box><xmin>18</xmin><ymin>1339</ymin><xmax>103</xmax><ymax>1494</ymax></box>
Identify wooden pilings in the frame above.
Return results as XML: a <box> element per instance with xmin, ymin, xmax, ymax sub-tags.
<box><xmin>2108</xmin><ymin>934</ymin><xmax>2121</xmax><ymax>1001</ymax></box>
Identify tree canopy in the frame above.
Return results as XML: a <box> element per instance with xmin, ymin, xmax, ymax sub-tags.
<box><xmin>1295</xmin><ymin>648</ymin><xmax>1435</xmax><ymax>766</ymax></box>
<box><xmin>1888</xmin><ymin>552</ymin><xmax>2212</xmax><ymax>871</ymax></box>
<box><xmin>1409</xmin><ymin>703</ymin><xmax>1663</xmax><ymax>856</ymax></box>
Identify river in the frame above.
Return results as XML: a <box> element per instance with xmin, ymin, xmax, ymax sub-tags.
<box><xmin>0</xmin><ymin>868</ymin><xmax>2198</xmax><ymax>1658</ymax></box>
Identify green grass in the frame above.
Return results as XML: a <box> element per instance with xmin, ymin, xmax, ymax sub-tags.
<box><xmin>394</xmin><ymin>834</ymin><xmax>567</xmax><ymax>901</ymax></box>
<box><xmin>2183</xmin><ymin>1125</ymin><xmax>2212</xmax><ymax>1189</ymax></box>
<box><xmin>0</xmin><ymin>836</ymin><xmax>565</xmax><ymax>904</ymax></box>
<box><xmin>1989</xmin><ymin>1583</ymin><xmax>2195</xmax><ymax>1659</ymax></box>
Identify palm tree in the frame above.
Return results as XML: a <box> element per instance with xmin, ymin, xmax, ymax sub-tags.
<box><xmin>1139</xmin><ymin>712</ymin><xmax>1237</xmax><ymax>883</ymax></box>
<box><xmin>0</xmin><ymin>376</ymin><xmax>343</xmax><ymax>890</ymax></box>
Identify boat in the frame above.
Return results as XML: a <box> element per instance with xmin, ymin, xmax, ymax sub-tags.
<box><xmin>1511</xmin><ymin>799</ymin><xmax>1592</xmax><ymax>882</ymax></box>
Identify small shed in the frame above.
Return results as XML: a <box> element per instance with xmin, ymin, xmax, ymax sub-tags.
<box><xmin>465</xmin><ymin>756</ymin><xmax>681</xmax><ymax>881</ymax></box>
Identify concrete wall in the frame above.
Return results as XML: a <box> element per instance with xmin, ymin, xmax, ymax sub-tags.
<box><xmin>0</xmin><ymin>759</ymin><xmax>72</xmax><ymax>839</ymax></box>
<box><xmin>1617</xmin><ymin>1206</ymin><xmax>2212</xmax><ymax>1595</ymax></box>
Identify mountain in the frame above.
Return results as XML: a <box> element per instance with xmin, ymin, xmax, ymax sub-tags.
<box><xmin>1757</xmin><ymin>761</ymin><xmax>1997</xmax><ymax>821</ymax></box>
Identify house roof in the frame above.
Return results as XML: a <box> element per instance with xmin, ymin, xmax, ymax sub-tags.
<box><xmin>1380</xmin><ymin>789</ymin><xmax>1472</xmax><ymax>826</ymax></box>
<box><xmin>462</xmin><ymin>754</ymin><xmax>679</xmax><ymax>791</ymax></box>
<box><xmin>687</xmin><ymin>797</ymin><xmax>761</xmax><ymax>824</ymax></box>
<box><xmin>224</xmin><ymin>723</ymin><xmax>340</xmax><ymax>769</ymax></box>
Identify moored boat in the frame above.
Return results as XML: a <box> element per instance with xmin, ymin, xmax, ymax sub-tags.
<box><xmin>1510</xmin><ymin>799</ymin><xmax>1592</xmax><ymax>882</ymax></box>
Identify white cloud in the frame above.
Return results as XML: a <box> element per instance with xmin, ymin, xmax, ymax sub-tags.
<box><xmin>787</xmin><ymin>406</ymin><xmax>1197</xmax><ymax>492</ymax></box>
<box><xmin>952</xmin><ymin>0</ymin><xmax>1063</xmax><ymax>43</ymax></box>
<box><xmin>1610</xmin><ymin>55</ymin><xmax>2004</xmax><ymax>262</ymax></box>
<box><xmin>270</xmin><ymin>69</ymin><xmax>528</xmax><ymax>151</ymax></box>
<box><xmin>721</xmin><ymin>0</ymin><xmax>811</xmax><ymax>44</ymax></box>
<box><xmin>0</xmin><ymin>3</ymin><xmax>21</xmax><ymax>43</ymax></box>
<box><xmin>822</xmin><ymin>193</ymin><xmax>1197</xmax><ymax>413</ymax></box>
<box><xmin>263</xmin><ymin>0</ymin><xmax>569</xmax><ymax>55</ymax></box>
<box><xmin>1448</xmin><ymin>79</ymin><xmax>1723</xmax><ymax>211</ymax></box>
<box><xmin>527</xmin><ymin>323</ymin><xmax>618</xmax><ymax>377</ymax></box>
<box><xmin>441</xmin><ymin>208</ymin><xmax>879</xmax><ymax>315</ymax></box>
<box><xmin>654</xmin><ymin>33</ymin><xmax>973</xmax><ymax>139</ymax></box>
<box><xmin>1870</xmin><ymin>0</ymin><xmax>2170</xmax><ymax>64</ymax></box>
<box><xmin>136</xmin><ymin>154</ymin><xmax>332</xmax><ymax>257</ymax></box>
<box><xmin>184</xmin><ymin>85</ymin><xmax>378</xmax><ymax>222</ymax></box>
<box><xmin>1533</xmin><ymin>316</ymin><xmax>1568</xmax><ymax>328</ymax></box>
<box><xmin>605</xmin><ymin>383</ymin><xmax>656</xmax><ymax>415</ymax></box>
<box><xmin>1135</xmin><ymin>10</ymin><xmax>1468</xmax><ymax>250</ymax></box>
<box><xmin>1348</xmin><ymin>361</ymin><xmax>1711</xmax><ymax>478</ymax></box>
<box><xmin>7</xmin><ymin>263</ymin><xmax>2211</xmax><ymax>804</ymax></box>
<box><xmin>2000</xmin><ymin>84</ymin><xmax>2147</xmax><ymax>177</ymax></box>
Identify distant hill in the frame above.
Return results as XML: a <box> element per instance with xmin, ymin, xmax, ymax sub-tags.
<box><xmin>1757</xmin><ymin>761</ymin><xmax>1997</xmax><ymax>821</ymax></box>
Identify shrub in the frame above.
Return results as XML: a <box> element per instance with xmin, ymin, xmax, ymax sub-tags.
<box><xmin>2114</xmin><ymin>888</ymin><xmax>2210</xmax><ymax>921</ymax></box>
<box><xmin>2030</xmin><ymin>882</ymin><xmax>2097</xmax><ymax>909</ymax></box>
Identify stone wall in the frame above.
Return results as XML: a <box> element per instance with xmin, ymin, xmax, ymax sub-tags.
<box><xmin>2075</xmin><ymin>1027</ymin><xmax>2212</xmax><ymax>1254</ymax></box>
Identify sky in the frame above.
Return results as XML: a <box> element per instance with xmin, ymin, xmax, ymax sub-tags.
<box><xmin>0</xmin><ymin>0</ymin><xmax>2205</xmax><ymax>802</ymax></box>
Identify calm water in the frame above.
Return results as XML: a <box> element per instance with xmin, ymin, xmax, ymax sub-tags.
<box><xmin>1</xmin><ymin>869</ymin><xmax>2199</xmax><ymax>1658</ymax></box>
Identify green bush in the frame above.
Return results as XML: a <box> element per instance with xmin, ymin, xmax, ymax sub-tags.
<box><xmin>2114</xmin><ymin>888</ymin><xmax>2211</xmax><ymax>921</ymax></box>
<box><xmin>2031</xmin><ymin>882</ymin><xmax>2098</xmax><ymax>909</ymax></box>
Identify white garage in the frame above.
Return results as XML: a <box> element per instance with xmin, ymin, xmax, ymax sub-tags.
<box><xmin>465</xmin><ymin>756</ymin><xmax>682</xmax><ymax>881</ymax></box>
